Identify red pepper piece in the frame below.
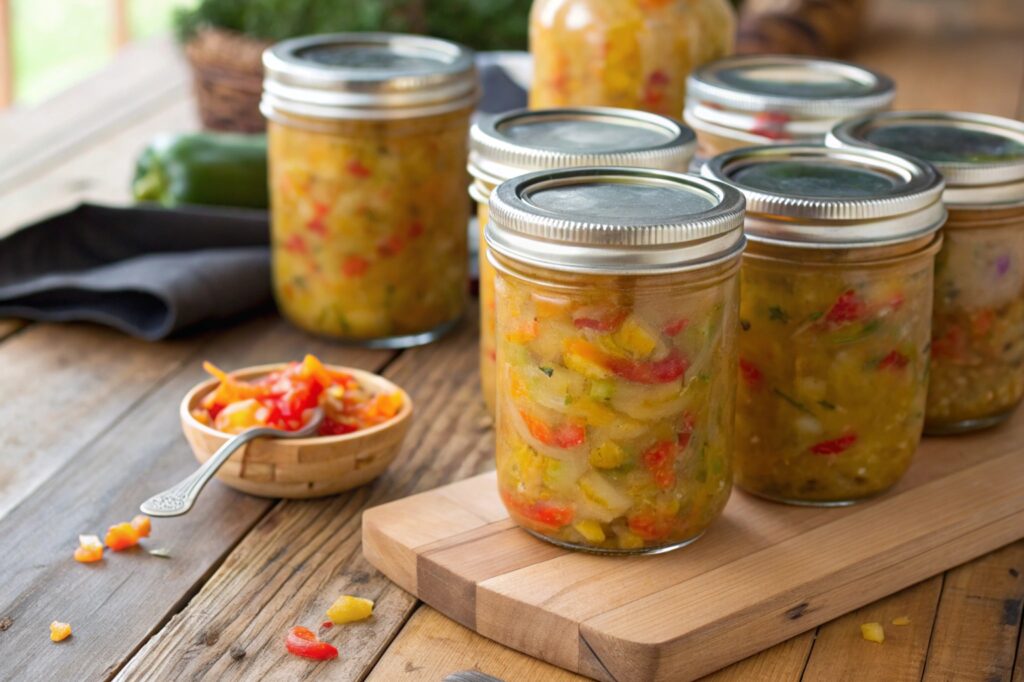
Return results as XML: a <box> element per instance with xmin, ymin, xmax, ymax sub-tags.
<box><xmin>662</xmin><ymin>318</ymin><xmax>689</xmax><ymax>337</ymax></box>
<box><xmin>285</xmin><ymin>626</ymin><xmax>338</xmax><ymax>661</ymax></box>
<box><xmin>346</xmin><ymin>160</ymin><xmax>371</xmax><ymax>178</ymax></box>
<box><xmin>931</xmin><ymin>324</ymin><xmax>967</xmax><ymax>361</ymax></box>
<box><xmin>878</xmin><ymin>350</ymin><xmax>909</xmax><ymax>371</ymax></box>
<box><xmin>677</xmin><ymin>412</ymin><xmax>696</xmax><ymax>449</ymax></box>
<box><xmin>627</xmin><ymin>512</ymin><xmax>673</xmax><ymax>541</ymax></box>
<box><xmin>406</xmin><ymin>220</ymin><xmax>425</xmax><ymax>239</ymax></box>
<box><xmin>500</xmin><ymin>489</ymin><xmax>574</xmax><ymax>529</ymax></box>
<box><xmin>825</xmin><ymin>290</ymin><xmax>866</xmax><ymax>326</ymax></box>
<box><xmin>607</xmin><ymin>349</ymin><xmax>687</xmax><ymax>384</ymax></box>
<box><xmin>739</xmin><ymin>358</ymin><xmax>763</xmax><ymax>388</ymax></box>
<box><xmin>321</xmin><ymin>418</ymin><xmax>359</xmax><ymax>436</ymax></box>
<box><xmin>519</xmin><ymin>410</ymin><xmax>586</xmax><ymax>449</ymax></box>
<box><xmin>642</xmin><ymin>441</ymin><xmax>677</xmax><ymax>490</ymax></box>
<box><xmin>572</xmin><ymin>306</ymin><xmax>628</xmax><ymax>332</ymax></box>
<box><xmin>342</xmin><ymin>255</ymin><xmax>370</xmax><ymax>277</ymax></box>
<box><xmin>283</xmin><ymin>234</ymin><xmax>308</xmax><ymax>254</ymax></box>
<box><xmin>809</xmin><ymin>433</ymin><xmax>858</xmax><ymax>455</ymax></box>
<box><xmin>377</xmin><ymin>234</ymin><xmax>406</xmax><ymax>257</ymax></box>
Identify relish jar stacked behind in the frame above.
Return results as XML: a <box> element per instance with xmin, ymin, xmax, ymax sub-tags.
<box><xmin>486</xmin><ymin>167</ymin><xmax>745</xmax><ymax>553</ymax></box>
<box><xmin>704</xmin><ymin>145</ymin><xmax>945</xmax><ymax>506</ymax></box>
<box><xmin>829</xmin><ymin>112</ymin><xmax>1024</xmax><ymax>433</ymax></box>
<box><xmin>469</xmin><ymin>107</ymin><xmax>696</xmax><ymax>416</ymax></box>
<box><xmin>261</xmin><ymin>34</ymin><xmax>478</xmax><ymax>347</ymax></box>
<box><xmin>529</xmin><ymin>0</ymin><xmax>735</xmax><ymax>117</ymax></box>
<box><xmin>685</xmin><ymin>56</ymin><xmax>894</xmax><ymax>166</ymax></box>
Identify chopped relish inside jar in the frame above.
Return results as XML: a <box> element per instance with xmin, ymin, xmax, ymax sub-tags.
<box><xmin>829</xmin><ymin>111</ymin><xmax>1024</xmax><ymax>433</ymax></box>
<box><xmin>487</xmin><ymin>167</ymin><xmax>745</xmax><ymax>553</ymax></box>
<box><xmin>704</xmin><ymin>144</ymin><xmax>945</xmax><ymax>505</ymax></box>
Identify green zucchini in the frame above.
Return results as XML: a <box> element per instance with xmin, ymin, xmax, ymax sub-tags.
<box><xmin>132</xmin><ymin>132</ymin><xmax>268</xmax><ymax>209</ymax></box>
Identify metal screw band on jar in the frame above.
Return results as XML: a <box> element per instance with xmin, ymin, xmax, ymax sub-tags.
<box><xmin>827</xmin><ymin>111</ymin><xmax>1024</xmax><ymax>207</ymax></box>
<box><xmin>261</xmin><ymin>33</ymin><xmax>479</xmax><ymax>121</ymax></box>
<box><xmin>685</xmin><ymin>55</ymin><xmax>894</xmax><ymax>141</ymax></box>
<box><xmin>702</xmin><ymin>145</ymin><xmax>946</xmax><ymax>249</ymax></box>
<box><xmin>485</xmin><ymin>167</ymin><xmax>746</xmax><ymax>274</ymax></box>
<box><xmin>468</xmin><ymin>107</ymin><xmax>696</xmax><ymax>189</ymax></box>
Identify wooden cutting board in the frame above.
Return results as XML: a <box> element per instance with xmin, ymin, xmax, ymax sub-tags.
<box><xmin>362</xmin><ymin>413</ymin><xmax>1024</xmax><ymax>682</ymax></box>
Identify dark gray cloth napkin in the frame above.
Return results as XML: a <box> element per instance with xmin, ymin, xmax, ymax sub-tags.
<box><xmin>0</xmin><ymin>204</ymin><xmax>271</xmax><ymax>340</ymax></box>
<box><xmin>0</xmin><ymin>53</ymin><xmax>529</xmax><ymax>340</ymax></box>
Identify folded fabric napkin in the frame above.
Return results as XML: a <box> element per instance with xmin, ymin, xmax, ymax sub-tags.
<box><xmin>0</xmin><ymin>204</ymin><xmax>271</xmax><ymax>340</ymax></box>
<box><xmin>0</xmin><ymin>52</ymin><xmax>529</xmax><ymax>340</ymax></box>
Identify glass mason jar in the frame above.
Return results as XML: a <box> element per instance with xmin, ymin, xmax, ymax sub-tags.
<box><xmin>528</xmin><ymin>0</ymin><xmax>735</xmax><ymax>117</ymax></box>
<box><xmin>685</xmin><ymin>56</ymin><xmax>894</xmax><ymax>167</ymax></box>
<box><xmin>469</xmin><ymin>107</ymin><xmax>696</xmax><ymax>417</ymax></box>
<box><xmin>261</xmin><ymin>34</ymin><xmax>478</xmax><ymax>347</ymax></box>
<box><xmin>486</xmin><ymin>167</ymin><xmax>746</xmax><ymax>553</ymax></box>
<box><xmin>829</xmin><ymin>112</ymin><xmax>1024</xmax><ymax>434</ymax></box>
<box><xmin>704</xmin><ymin>145</ymin><xmax>946</xmax><ymax>506</ymax></box>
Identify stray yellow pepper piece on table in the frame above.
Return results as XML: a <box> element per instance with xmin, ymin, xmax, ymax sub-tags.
<box><xmin>327</xmin><ymin>595</ymin><xmax>374</xmax><ymax>624</ymax></box>
<box><xmin>891</xmin><ymin>616</ymin><xmax>911</xmax><ymax>626</ymax></box>
<box><xmin>50</xmin><ymin>621</ymin><xmax>72</xmax><ymax>642</ymax></box>
<box><xmin>860</xmin><ymin>622</ymin><xmax>885</xmax><ymax>643</ymax></box>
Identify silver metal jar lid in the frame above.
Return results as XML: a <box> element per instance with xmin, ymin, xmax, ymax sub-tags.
<box><xmin>827</xmin><ymin>111</ymin><xmax>1024</xmax><ymax>206</ymax></box>
<box><xmin>702</xmin><ymin>145</ymin><xmax>946</xmax><ymax>248</ymax></box>
<box><xmin>261</xmin><ymin>33</ymin><xmax>478</xmax><ymax>121</ymax></box>
<box><xmin>486</xmin><ymin>167</ymin><xmax>745</xmax><ymax>274</ymax></box>
<box><xmin>468</xmin><ymin>107</ymin><xmax>696</xmax><ymax>188</ymax></box>
<box><xmin>687</xmin><ymin>55</ymin><xmax>894</xmax><ymax>116</ymax></box>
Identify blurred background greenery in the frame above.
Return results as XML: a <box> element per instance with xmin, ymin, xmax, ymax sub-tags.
<box><xmin>10</xmin><ymin>0</ymin><xmax>196</xmax><ymax>105</ymax></box>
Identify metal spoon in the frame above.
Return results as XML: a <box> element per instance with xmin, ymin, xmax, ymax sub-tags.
<box><xmin>140</xmin><ymin>408</ymin><xmax>324</xmax><ymax>517</ymax></box>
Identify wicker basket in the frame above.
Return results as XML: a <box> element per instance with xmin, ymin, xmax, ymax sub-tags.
<box><xmin>184</xmin><ymin>27</ymin><xmax>270</xmax><ymax>133</ymax></box>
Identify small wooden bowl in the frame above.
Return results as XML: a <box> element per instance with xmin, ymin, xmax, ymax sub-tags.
<box><xmin>180</xmin><ymin>363</ymin><xmax>412</xmax><ymax>499</ymax></box>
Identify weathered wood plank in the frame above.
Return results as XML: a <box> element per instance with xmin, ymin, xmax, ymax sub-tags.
<box><xmin>922</xmin><ymin>540</ymin><xmax>1024</xmax><ymax>682</ymax></box>
<box><xmin>366</xmin><ymin>605</ymin><xmax>586</xmax><ymax>682</ymax></box>
<box><xmin>0</xmin><ymin>316</ymin><xmax>392</xmax><ymax>680</ymax></box>
<box><xmin>116</xmin><ymin>316</ymin><xmax>494</xmax><ymax>681</ymax></box>
<box><xmin>801</xmin><ymin>577</ymin><xmax>943</xmax><ymax>681</ymax></box>
<box><xmin>0</xmin><ymin>37</ymin><xmax>189</xmax><ymax>195</ymax></box>
<box><xmin>702</xmin><ymin>632</ymin><xmax>814</xmax><ymax>681</ymax></box>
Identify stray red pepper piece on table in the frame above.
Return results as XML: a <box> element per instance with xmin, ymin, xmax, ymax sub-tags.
<box><xmin>809</xmin><ymin>433</ymin><xmax>858</xmax><ymax>455</ymax></box>
<box><xmin>285</xmin><ymin>626</ymin><xmax>338</xmax><ymax>661</ymax></box>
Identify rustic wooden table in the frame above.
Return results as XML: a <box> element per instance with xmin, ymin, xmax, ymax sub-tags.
<box><xmin>0</xmin><ymin>2</ymin><xmax>1022</xmax><ymax>680</ymax></box>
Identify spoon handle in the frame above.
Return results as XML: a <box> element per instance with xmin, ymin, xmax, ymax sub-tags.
<box><xmin>141</xmin><ymin>409</ymin><xmax>324</xmax><ymax>517</ymax></box>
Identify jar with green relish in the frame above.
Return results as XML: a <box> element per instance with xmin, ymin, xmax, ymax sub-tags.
<box><xmin>262</xmin><ymin>34</ymin><xmax>478</xmax><ymax>347</ymax></box>
<box><xmin>469</xmin><ymin>107</ymin><xmax>696</xmax><ymax>416</ymax></box>
<box><xmin>487</xmin><ymin>167</ymin><xmax>745</xmax><ymax>553</ymax></box>
<box><xmin>685</xmin><ymin>56</ymin><xmax>894</xmax><ymax>166</ymax></box>
<box><xmin>829</xmin><ymin>112</ymin><xmax>1024</xmax><ymax>433</ymax></box>
<box><xmin>704</xmin><ymin>145</ymin><xmax>945</xmax><ymax>505</ymax></box>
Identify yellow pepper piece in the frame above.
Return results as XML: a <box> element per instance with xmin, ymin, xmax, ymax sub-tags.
<box><xmin>613</xmin><ymin>317</ymin><xmax>658</xmax><ymax>358</ymax></box>
<box><xmin>617</xmin><ymin>530</ymin><xmax>644</xmax><ymax>550</ymax></box>
<box><xmin>573</xmin><ymin>520</ymin><xmax>606</xmax><ymax>543</ymax></box>
<box><xmin>50</xmin><ymin>621</ymin><xmax>72</xmax><ymax>642</ymax></box>
<box><xmin>589</xmin><ymin>441</ymin><xmax>628</xmax><ymax>469</ymax></box>
<box><xmin>860</xmin><ymin>622</ymin><xmax>885</xmax><ymax>643</ymax></box>
<box><xmin>563</xmin><ymin>340</ymin><xmax>611</xmax><ymax>380</ymax></box>
<box><xmin>327</xmin><ymin>595</ymin><xmax>375</xmax><ymax>624</ymax></box>
<box><xmin>891</xmin><ymin>616</ymin><xmax>911</xmax><ymax>626</ymax></box>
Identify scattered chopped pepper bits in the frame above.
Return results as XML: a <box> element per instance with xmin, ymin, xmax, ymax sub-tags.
<box><xmin>131</xmin><ymin>515</ymin><xmax>151</xmax><ymax>538</ymax></box>
<box><xmin>285</xmin><ymin>626</ymin><xmax>338</xmax><ymax>661</ymax></box>
<box><xmin>104</xmin><ymin>522</ymin><xmax>141</xmax><ymax>551</ymax></box>
<box><xmin>891</xmin><ymin>616</ymin><xmax>911</xmax><ymax>626</ymax></box>
<box><xmin>326</xmin><ymin>596</ymin><xmax>374</xmax><ymax>625</ymax></box>
<box><xmin>50</xmin><ymin>621</ymin><xmax>72</xmax><ymax>642</ymax></box>
<box><xmin>73</xmin><ymin>534</ymin><xmax>104</xmax><ymax>563</ymax></box>
<box><xmin>860</xmin><ymin>622</ymin><xmax>885</xmax><ymax>643</ymax></box>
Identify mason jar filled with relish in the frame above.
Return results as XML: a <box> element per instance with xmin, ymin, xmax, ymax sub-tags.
<box><xmin>829</xmin><ymin>112</ymin><xmax>1024</xmax><ymax>434</ymax></box>
<box><xmin>261</xmin><ymin>34</ymin><xmax>478</xmax><ymax>347</ymax></box>
<box><xmin>469</xmin><ymin>107</ymin><xmax>696</xmax><ymax>416</ymax></box>
<box><xmin>685</xmin><ymin>56</ymin><xmax>894</xmax><ymax>166</ymax></box>
<box><xmin>529</xmin><ymin>0</ymin><xmax>735</xmax><ymax>117</ymax></box>
<box><xmin>704</xmin><ymin>145</ymin><xmax>945</xmax><ymax>506</ymax></box>
<box><xmin>486</xmin><ymin>167</ymin><xmax>746</xmax><ymax>553</ymax></box>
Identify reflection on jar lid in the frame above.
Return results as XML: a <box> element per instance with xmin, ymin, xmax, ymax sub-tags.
<box><xmin>469</xmin><ymin>108</ymin><xmax>695</xmax><ymax>188</ymax></box>
<box><xmin>702</xmin><ymin>145</ymin><xmax>945</xmax><ymax>249</ymax></box>
<box><xmin>684</xmin><ymin>56</ymin><xmax>894</xmax><ymax>144</ymax></box>
<box><xmin>261</xmin><ymin>33</ymin><xmax>478</xmax><ymax>121</ymax></box>
<box><xmin>827</xmin><ymin>111</ymin><xmax>1024</xmax><ymax>206</ymax></box>
<box><xmin>486</xmin><ymin>167</ymin><xmax>745</xmax><ymax>274</ymax></box>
